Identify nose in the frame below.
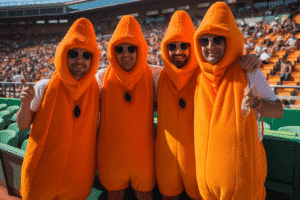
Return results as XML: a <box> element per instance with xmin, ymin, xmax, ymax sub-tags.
<box><xmin>76</xmin><ymin>55</ymin><xmax>85</xmax><ymax>63</ymax></box>
<box><xmin>174</xmin><ymin>46</ymin><xmax>183</xmax><ymax>54</ymax></box>
<box><xmin>123</xmin><ymin>49</ymin><xmax>130</xmax><ymax>56</ymax></box>
<box><xmin>206</xmin><ymin>39</ymin><xmax>214</xmax><ymax>49</ymax></box>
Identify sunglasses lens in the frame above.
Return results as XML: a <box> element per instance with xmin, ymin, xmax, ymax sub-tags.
<box><xmin>128</xmin><ymin>46</ymin><xmax>137</xmax><ymax>53</ymax></box>
<box><xmin>213</xmin><ymin>37</ymin><xmax>225</xmax><ymax>45</ymax></box>
<box><xmin>68</xmin><ymin>50</ymin><xmax>79</xmax><ymax>59</ymax></box>
<box><xmin>115</xmin><ymin>46</ymin><xmax>124</xmax><ymax>54</ymax></box>
<box><xmin>180</xmin><ymin>43</ymin><xmax>190</xmax><ymax>50</ymax></box>
<box><xmin>83</xmin><ymin>52</ymin><xmax>92</xmax><ymax>60</ymax></box>
<box><xmin>199</xmin><ymin>38</ymin><xmax>209</xmax><ymax>47</ymax></box>
<box><xmin>167</xmin><ymin>43</ymin><xmax>177</xmax><ymax>51</ymax></box>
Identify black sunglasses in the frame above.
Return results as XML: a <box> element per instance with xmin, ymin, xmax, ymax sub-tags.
<box><xmin>198</xmin><ymin>36</ymin><xmax>225</xmax><ymax>47</ymax></box>
<box><xmin>115</xmin><ymin>46</ymin><xmax>137</xmax><ymax>54</ymax></box>
<box><xmin>167</xmin><ymin>43</ymin><xmax>190</xmax><ymax>52</ymax></box>
<box><xmin>68</xmin><ymin>50</ymin><xmax>92</xmax><ymax>60</ymax></box>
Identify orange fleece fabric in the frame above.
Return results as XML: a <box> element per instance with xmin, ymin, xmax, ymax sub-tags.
<box><xmin>193</xmin><ymin>2</ymin><xmax>267</xmax><ymax>200</ymax></box>
<box><xmin>97</xmin><ymin>15</ymin><xmax>155</xmax><ymax>192</ymax></box>
<box><xmin>21</xmin><ymin>18</ymin><xmax>100</xmax><ymax>200</ymax></box>
<box><xmin>155</xmin><ymin>11</ymin><xmax>201</xmax><ymax>199</ymax></box>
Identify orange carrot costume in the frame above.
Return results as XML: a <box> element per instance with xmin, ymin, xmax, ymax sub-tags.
<box><xmin>193</xmin><ymin>2</ymin><xmax>267</xmax><ymax>200</ymax></box>
<box><xmin>155</xmin><ymin>11</ymin><xmax>201</xmax><ymax>199</ymax></box>
<box><xmin>21</xmin><ymin>18</ymin><xmax>100</xmax><ymax>200</ymax></box>
<box><xmin>97</xmin><ymin>15</ymin><xmax>155</xmax><ymax>192</ymax></box>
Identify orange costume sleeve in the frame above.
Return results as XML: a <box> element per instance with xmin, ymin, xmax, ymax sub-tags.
<box><xmin>155</xmin><ymin>11</ymin><xmax>201</xmax><ymax>199</ymax></box>
<box><xmin>20</xmin><ymin>18</ymin><xmax>100</xmax><ymax>200</ymax></box>
<box><xmin>97</xmin><ymin>15</ymin><xmax>155</xmax><ymax>192</ymax></box>
<box><xmin>193</xmin><ymin>2</ymin><xmax>267</xmax><ymax>200</ymax></box>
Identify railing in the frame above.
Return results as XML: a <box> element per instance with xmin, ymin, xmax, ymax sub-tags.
<box><xmin>1</xmin><ymin>82</ymin><xmax>300</xmax><ymax>107</ymax></box>
<box><xmin>0</xmin><ymin>82</ymin><xmax>35</xmax><ymax>99</ymax></box>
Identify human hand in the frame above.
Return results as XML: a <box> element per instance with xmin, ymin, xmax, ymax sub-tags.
<box><xmin>239</xmin><ymin>54</ymin><xmax>261</xmax><ymax>71</ymax></box>
<box><xmin>243</xmin><ymin>85</ymin><xmax>256</xmax><ymax>108</ymax></box>
<box><xmin>20</xmin><ymin>79</ymin><xmax>35</xmax><ymax>106</ymax></box>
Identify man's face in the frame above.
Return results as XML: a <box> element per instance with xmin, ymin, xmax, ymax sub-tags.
<box><xmin>115</xmin><ymin>42</ymin><xmax>137</xmax><ymax>71</ymax></box>
<box><xmin>167</xmin><ymin>41</ymin><xmax>190</xmax><ymax>69</ymax></box>
<box><xmin>199</xmin><ymin>34</ymin><xmax>226</xmax><ymax>65</ymax></box>
<box><xmin>67</xmin><ymin>48</ymin><xmax>92</xmax><ymax>81</ymax></box>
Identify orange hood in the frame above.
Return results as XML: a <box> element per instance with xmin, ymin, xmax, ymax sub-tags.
<box><xmin>194</xmin><ymin>1</ymin><xmax>244</xmax><ymax>88</ymax></box>
<box><xmin>21</xmin><ymin>18</ymin><xmax>100</xmax><ymax>199</ymax></box>
<box><xmin>161</xmin><ymin>10</ymin><xmax>198</xmax><ymax>91</ymax></box>
<box><xmin>107</xmin><ymin>15</ymin><xmax>148</xmax><ymax>90</ymax></box>
<box><xmin>54</xmin><ymin>18</ymin><xmax>100</xmax><ymax>100</ymax></box>
<box><xmin>193</xmin><ymin>2</ymin><xmax>267</xmax><ymax>199</ymax></box>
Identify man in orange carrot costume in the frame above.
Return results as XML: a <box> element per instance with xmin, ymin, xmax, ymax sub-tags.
<box><xmin>193</xmin><ymin>2</ymin><xmax>283</xmax><ymax>200</ymax></box>
<box><xmin>154</xmin><ymin>10</ymin><xmax>263</xmax><ymax>200</ymax></box>
<box><xmin>17</xmin><ymin>18</ymin><xmax>100</xmax><ymax>200</ymax></box>
<box><xmin>155</xmin><ymin>10</ymin><xmax>201</xmax><ymax>200</ymax></box>
<box><xmin>97</xmin><ymin>15</ymin><xmax>155</xmax><ymax>200</ymax></box>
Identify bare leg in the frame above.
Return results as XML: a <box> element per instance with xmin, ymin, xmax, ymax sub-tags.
<box><xmin>162</xmin><ymin>195</ymin><xmax>179</xmax><ymax>200</ymax></box>
<box><xmin>107</xmin><ymin>189</ymin><xmax>125</xmax><ymax>200</ymax></box>
<box><xmin>135</xmin><ymin>190</ymin><xmax>153</xmax><ymax>200</ymax></box>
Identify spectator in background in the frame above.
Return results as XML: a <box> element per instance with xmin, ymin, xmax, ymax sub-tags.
<box><xmin>282</xmin><ymin>32</ymin><xmax>299</xmax><ymax>51</ymax></box>
<box><xmin>282</xmin><ymin>99</ymin><xmax>290</xmax><ymax>108</ymax></box>
<box><xmin>282</xmin><ymin>18</ymin><xmax>292</xmax><ymax>34</ymax></box>
<box><xmin>280</xmin><ymin>57</ymin><xmax>292</xmax><ymax>81</ymax></box>
<box><xmin>271</xmin><ymin>35</ymin><xmax>284</xmax><ymax>54</ymax></box>
<box><xmin>270</xmin><ymin>17</ymin><xmax>281</xmax><ymax>35</ymax></box>
<box><xmin>291</xmin><ymin>20</ymin><xmax>300</xmax><ymax>34</ymax></box>
<box><xmin>12</xmin><ymin>71</ymin><xmax>24</xmax><ymax>83</ymax></box>
<box><xmin>254</xmin><ymin>41</ymin><xmax>264</xmax><ymax>57</ymax></box>
<box><xmin>260</xmin><ymin>47</ymin><xmax>272</xmax><ymax>64</ymax></box>
<box><xmin>263</xmin><ymin>36</ymin><xmax>274</xmax><ymax>48</ymax></box>
<box><xmin>253</xmin><ymin>21</ymin><xmax>264</xmax><ymax>38</ymax></box>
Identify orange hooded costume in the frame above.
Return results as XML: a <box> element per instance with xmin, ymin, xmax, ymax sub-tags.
<box><xmin>155</xmin><ymin>11</ymin><xmax>201</xmax><ymax>199</ymax></box>
<box><xmin>193</xmin><ymin>2</ymin><xmax>267</xmax><ymax>200</ymax></box>
<box><xmin>21</xmin><ymin>18</ymin><xmax>100</xmax><ymax>200</ymax></box>
<box><xmin>97</xmin><ymin>15</ymin><xmax>155</xmax><ymax>192</ymax></box>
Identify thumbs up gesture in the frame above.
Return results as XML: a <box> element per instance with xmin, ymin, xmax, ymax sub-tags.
<box><xmin>20</xmin><ymin>79</ymin><xmax>35</xmax><ymax>106</ymax></box>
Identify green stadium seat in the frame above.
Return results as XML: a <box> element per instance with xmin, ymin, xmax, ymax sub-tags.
<box><xmin>263</xmin><ymin>130</ymin><xmax>300</xmax><ymax>188</ymax></box>
<box><xmin>0</xmin><ymin>110</ymin><xmax>10</xmax><ymax>126</ymax></box>
<box><xmin>11</xmin><ymin>112</ymin><xmax>17</xmax><ymax>122</ymax></box>
<box><xmin>86</xmin><ymin>188</ymin><xmax>104</xmax><ymax>200</ymax></box>
<box><xmin>278</xmin><ymin>126</ymin><xmax>300</xmax><ymax>137</ymax></box>
<box><xmin>0</xmin><ymin>130</ymin><xmax>18</xmax><ymax>147</ymax></box>
<box><xmin>264</xmin><ymin>180</ymin><xmax>294</xmax><ymax>200</ymax></box>
<box><xmin>7</xmin><ymin>123</ymin><xmax>30</xmax><ymax>148</ymax></box>
<box><xmin>0</xmin><ymin>118</ymin><xmax>5</xmax><ymax>131</ymax></box>
<box><xmin>6</xmin><ymin>105</ymin><xmax>20</xmax><ymax>117</ymax></box>
<box><xmin>0</xmin><ymin>103</ymin><xmax>7</xmax><ymax>111</ymax></box>
<box><xmin>21</xmin><ymin>139</ymin><xmax>28</xmax><ymax>151</ymax></box>
<box><xmin>259</xmin><ymin>121</ymin><xmax>271</xmax><ymax>130</ymax></box>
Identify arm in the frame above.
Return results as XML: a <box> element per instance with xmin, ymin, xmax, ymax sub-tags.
<box><xmin>95</xmin><ymin>68</ymin><xmax>107</xmax><ymax>112</ymax></box>
<box><xmin>253</xmin><ymin>98</ymin><xmax>283</xmax><ymax>119</ymax></box>
<box><xmin>16</xmin><ymin>79</ymin><xmax>36</xmax><ymax>130</ymax></box>
<box><xmin>149</xmin><ymin>65</ymin><xmax>163</xmax><ymax>112</ymax></box>
<box><xmin>287</xmin><ymin>64</ymin><xmax>292</xmax><ymax>74</ymax></box>
<box><xmin>244</xmin><ymin>69</ymin><xmax>284</xmax><ymax>119</ymax></box>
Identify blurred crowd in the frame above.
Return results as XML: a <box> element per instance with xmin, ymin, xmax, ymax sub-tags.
<box><xmin>0</xmin><ymin>2</ymin><xmax>300</xmax><ymax>83</ymax></box>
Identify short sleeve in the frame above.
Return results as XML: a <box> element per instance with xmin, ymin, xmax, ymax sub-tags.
<box><xmin>247</xmin><ymin>69</ymin><xmax>278</xmax><ymax>101</ymax></box>
<box><xmin>30</xmin><ymin>79</ymin><xmax>50</xmax><ymax>112</ymax></box>
<box><xmin>95</xmin><ymin>68</ymin><xmax>107</xmax><ymax>88</ymax></box>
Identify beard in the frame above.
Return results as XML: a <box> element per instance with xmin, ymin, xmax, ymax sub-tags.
<box><xmin>171</xmin><ymin>54</ymin><xmax>189</xmax><ymax>69</ymax></box>
<box><xmin>69</xmin><ymin>62</ymin><xmax>88</xmax><ymax>76</ymax></box>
